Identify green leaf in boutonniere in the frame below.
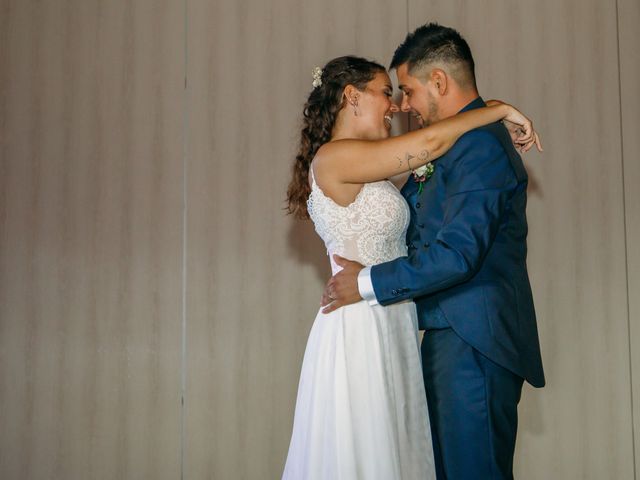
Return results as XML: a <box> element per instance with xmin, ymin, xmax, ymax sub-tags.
<box><xmin>412</xmin><ymin>162</ymin><xmax>435</xmax><ymax>195</ymax></box>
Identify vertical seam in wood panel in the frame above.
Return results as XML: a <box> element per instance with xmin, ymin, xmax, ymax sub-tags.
<box><xmin>616</xmin><ymin>0</ymin><xmax>636</xmax><ymax>477</ymax></box>
<box><xmin>406</xmin><ymin>0</ymin><xmax>409</xmax><ymax>33</ymax></box>
<box><xmin>181</xmin><ymin>0</ymin><xmax>189</xmax><ymax>478</ymax></box>
<box><xmin>405</xmin><ymin>0</ymin><xmax>412</xmax><ymax>131</ymax></box>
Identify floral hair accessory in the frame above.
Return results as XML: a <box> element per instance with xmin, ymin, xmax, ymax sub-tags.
<box><xmin>312</xmin><ymin>67</ymin><xmax>323</xmax><ymax>88</ymax></box>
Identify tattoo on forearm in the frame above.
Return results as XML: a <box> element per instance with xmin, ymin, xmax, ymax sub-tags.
<box><xmin>418</xmin><ymin>149</ymin><xmax>430</xmax><ymax>161</ymax></box>
<box><xmin>405</xmin><ymin>152</ymin><xmax>415</xmax><ymax>171</ymax></box>
<box><xmin>396</xmin><ymin>150</ymin><xmax>430</xmax><ymax>172</ymax></box>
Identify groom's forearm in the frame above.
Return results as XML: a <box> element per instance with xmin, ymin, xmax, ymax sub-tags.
<box><xmin>370</xmin><ymin>240</ymin><xmax>479</xmax><ymax>305</ymax></box>
<box><xmin>360</xmin><ymin>259</ymin><xmax>465</xmax><ymax>306</ymax></box>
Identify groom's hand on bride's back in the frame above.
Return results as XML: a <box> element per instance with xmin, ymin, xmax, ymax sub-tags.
<box><xmin>320</xmin><ymin>255</ymin><xmax>364</xmax><ymax>314</ymax></box>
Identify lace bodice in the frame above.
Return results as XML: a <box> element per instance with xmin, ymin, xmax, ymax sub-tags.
<box><xmin>307</xmin><ymin>169</ymin><xmax>410</xmax><ymax>274</ymax></box>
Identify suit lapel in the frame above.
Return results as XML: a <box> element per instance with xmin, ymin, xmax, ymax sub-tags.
<box><xmin>401</xmin><ymin>175</ymin><xmax>418</xmax><ymax>201</ymax></box>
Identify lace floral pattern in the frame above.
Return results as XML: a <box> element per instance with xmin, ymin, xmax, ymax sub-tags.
<box><xmin>307</xmin><ymin>173</ymin><xmax>410</xmax><ymax>270</ymax></box>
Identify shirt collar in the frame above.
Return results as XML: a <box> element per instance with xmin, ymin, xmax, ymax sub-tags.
<box><xmin>458</xmin><ymin>96</ymin><xmax>485</xmax><ymax>114</ymax></box>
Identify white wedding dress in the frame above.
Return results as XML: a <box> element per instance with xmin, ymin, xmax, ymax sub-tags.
<box><xmin>282</xmin><ymin>169</ymin><xmax>436</xmax><ymax>480</ymax></box>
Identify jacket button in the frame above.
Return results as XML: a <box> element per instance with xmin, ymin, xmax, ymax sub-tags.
<box><xmin>416</xmin><ymin>202</ymin><xmax>421</xmax><ymax>208</ymax></box>
<box><xmin>417</xmin><ymin>223</ymin><xmax>424</xmax><ymax>228</ymax></box>
<box><xmin>424</xmin><ymin>242</ymin><xmax>430</xmax><ymax>248</ymax></box>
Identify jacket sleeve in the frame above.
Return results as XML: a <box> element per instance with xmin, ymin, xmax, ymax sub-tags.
<box><xmin>370</xmin><ymin>129</ymin><xmax>518</xmax><ymax>305</ymax></box>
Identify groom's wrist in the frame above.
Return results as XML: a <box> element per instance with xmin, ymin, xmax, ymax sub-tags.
<box><xmin>357</xmin><ymin>267</ymin><xmax>379</xmax><ymax>306</ymax></box>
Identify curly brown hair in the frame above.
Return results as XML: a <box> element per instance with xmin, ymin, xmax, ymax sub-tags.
<box><xmin>286</xmin><ymin>56</ymin><xmax>386</xmax><ymax>219</ymax></box>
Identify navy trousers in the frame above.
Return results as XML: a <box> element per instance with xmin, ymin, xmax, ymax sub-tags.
<box><xmin>421</xmin><ymin>328</ymin><xmax>524</xmax><ymax>480</ymax></box>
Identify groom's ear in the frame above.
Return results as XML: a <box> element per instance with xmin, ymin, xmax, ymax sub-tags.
<box><xmin>430</xmin><ymin>69</ymin><xmax>448</xmax><ymax>96</ymax></box>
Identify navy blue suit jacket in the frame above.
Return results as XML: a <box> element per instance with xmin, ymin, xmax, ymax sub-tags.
<box><xmin>371</xmin><ymin>97</ymin><xmax>545</xmax><ymax>388</ymax></box>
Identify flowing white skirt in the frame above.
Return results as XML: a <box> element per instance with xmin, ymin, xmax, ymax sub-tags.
<box><xmin>282</xmin><ymin>300</ymin><xmax>436</xmax><ymax>480</ymax></box>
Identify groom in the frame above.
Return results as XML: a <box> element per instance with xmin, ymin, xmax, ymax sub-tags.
<box><xmin>321</xmin><ymin>23</ymin><xmax>545</xmax><ymax>479</ymax></box>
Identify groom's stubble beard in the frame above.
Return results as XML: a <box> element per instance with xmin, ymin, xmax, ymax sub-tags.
<box><xmin>420</xmin><ymin>89</ymin><xmax>441</xmax><ymax>127</ymax></box>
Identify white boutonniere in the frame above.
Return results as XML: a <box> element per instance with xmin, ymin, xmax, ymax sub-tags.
<box><xmin>412</xmin><ymin>162</ymin><xmax>435</xmax><ymax>194</ymax></box>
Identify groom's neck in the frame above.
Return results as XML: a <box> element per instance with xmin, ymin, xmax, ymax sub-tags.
<box><xmin>440</xmin><ymin>89</ymin><xmax>480</xmax><ymax>119</ymax></box>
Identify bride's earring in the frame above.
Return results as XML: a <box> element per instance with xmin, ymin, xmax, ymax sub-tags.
<box><xmin>352</xmin><ymin>98</ymin><xmax>359</xmax><ymax>117</ymax></box>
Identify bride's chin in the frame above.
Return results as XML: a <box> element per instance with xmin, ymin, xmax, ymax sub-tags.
<box><xmin>366</xmin><ymin>131</ymin><xmax>388</xmax><ymax>140</ymax></box>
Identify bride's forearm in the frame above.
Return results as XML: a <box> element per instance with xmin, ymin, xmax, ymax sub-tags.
<box><xmin>315</xmin><ymin>104</ymin><xmax>513</xmax><ymax>185</ymax></box>
<box><xmin>422</xmin><ymin>104</ymin><xmax>510</xmax><ymax>161</ymax></box>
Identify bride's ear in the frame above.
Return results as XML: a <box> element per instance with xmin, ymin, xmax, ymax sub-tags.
<box><xmin>343</xmin><ymin>85</ymin><xmax>360</xmax><ymax>107</ymax></box>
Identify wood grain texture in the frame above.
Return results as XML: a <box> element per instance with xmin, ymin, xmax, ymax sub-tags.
<box><xmin>1</xmin><ymin>1</ymin><xmax>637</xmax><ymax>478</ymax></box>
<box><xmin>407</xmin><ymin>1</ymin><xmax>634</xmax><ymax>478</ymax></box>
<box><xmin>618</xmin><ymin>0</ymin><xmax>640</xmax><ymax>476</ymax></box>
<box><xmin>0</xmin><ymin>1</ymin><xmax>184</xmax><ymax>478</ymax></box>
<box><xmin>184</xmin><ymin>0</ymin><xmax>407</xmax><ymax>478</ymax></box>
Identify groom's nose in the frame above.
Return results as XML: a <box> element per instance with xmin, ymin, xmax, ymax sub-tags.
<box><xmin>400</xmin><ymin>95</ymin><xmax>411</xmax><ymax>112</ymax></box>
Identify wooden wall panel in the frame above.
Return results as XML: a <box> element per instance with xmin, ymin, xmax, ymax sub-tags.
<box><xmin>185</xmin><ymin>0</ymin><xmax>407</xmax><ymax>478</ymax></box>
<box><xmin>0</xmin><ymin>1</ymin><xmax>184</xmax><ymax>478</ymax></box>
<box><xmin>1</xmin><ymin>1</ymin><xmax>637</xmax><ymax>479</ymax></box>
<box><xmin>407</xmin><ymin>1</ymin><xmax>634</xmax><ymax>478</ymax></box>
<box><xmin>619</xmin><ymin>0</ymin><xmax>640</xmax><ymax>475</ymax></box>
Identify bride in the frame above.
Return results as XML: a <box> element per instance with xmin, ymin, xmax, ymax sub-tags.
<box><xmin>283</xmin><ymin>56</ymin><xmax>539</xmax><ymax>479</ymax></box>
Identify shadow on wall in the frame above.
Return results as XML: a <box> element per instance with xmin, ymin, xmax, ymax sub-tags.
<box><xmin>527</xmin><ymin>167</ymin><xmax>543</xmax><ymax>197</ymax></box>
<box><xmin>520</xmin><ymin>382</ymin><xmax>546</xmax><ymax>436</ymax></box>
<box><xmin>286</xmin><ymin>217</ymin><xmax>332</xmax><ymax>284</ymax></box>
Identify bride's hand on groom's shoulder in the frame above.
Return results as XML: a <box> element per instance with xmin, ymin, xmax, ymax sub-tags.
<box><xmin>321</xmin><ymin>255</ymin><xmax>364</xmax><ymax>314</ymax></box>
<box><xmin>504</xmin><ymin>119</ymin><xmax>543</xmax><ymax>154</ymax></box>
<box><xmin>488</xmin><ymin>99</ymin><xmax>543</xmax><ymax>154</ymax></box>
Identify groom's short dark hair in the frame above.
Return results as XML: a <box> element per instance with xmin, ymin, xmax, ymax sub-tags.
<box><xmin>390</xmin><ymin>23</ymin><xmax>477</xmax><ymax>90</ymax></box>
